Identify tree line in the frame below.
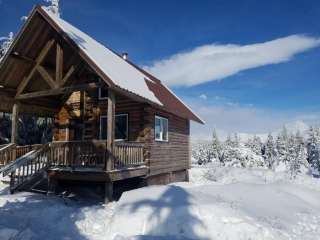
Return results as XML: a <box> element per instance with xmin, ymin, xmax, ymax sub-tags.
<box><xmin>192</xmin><ymin>127</ymin><xmax>320</xmax><ymax>177</ymax></box>
<box><xmin>0</xmin><ymin>113</ymin><xmax>53</xmax><ymax>146</ymax></box>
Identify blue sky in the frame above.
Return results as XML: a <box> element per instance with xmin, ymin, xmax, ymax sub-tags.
<box><xmin>1</xmin><ymin>0</ymin><xmax>320</xmax><ymax>139</ymax></box>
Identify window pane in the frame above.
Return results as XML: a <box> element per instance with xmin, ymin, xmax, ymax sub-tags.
<box><xmin>115</xmin><ymin>115</ymin><xmax>128</xmax><ymax>140</ymax></box>
<box><xmin>162</xmin><ymin>118</ymin><xmax>168</xmax><ymax>141</ymax></box>
<box><xmin>155</xmin><ymin>117</ymin><xmax>161</xmax><ymax>140</ymax></box>
<box><xmin>99</xmin><ymin>88</ymin><xmax>108</xmax><ymax>99</ymax></box>
<box><xmin>155</xmin><ymin>116</ymin><xmax>168</xmax><ymax>141</ymax></box>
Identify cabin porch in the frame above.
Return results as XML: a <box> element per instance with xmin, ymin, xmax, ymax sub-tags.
<box><xmin>0</xmin><ymin>139</ymin><xmax>147</xmax><ymax>201</ymax></box>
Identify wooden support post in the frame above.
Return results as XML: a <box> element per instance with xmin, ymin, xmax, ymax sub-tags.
<box><xmin>11</xmin><ymin>103</ymin><xmax>19</xmax><ymax>161</ymax></box>
<box><xmin>106</xmin><ymin>89</ymin><xmax>115</xmax><ymax>171</ymax></box>
<box><xmin>105</xmin><ymin>181</ymin><xmax>113</xmax><ymax>203</ymax></box>
<box><xmin>80</xmin><ymin>91</ymin><xmax>85</xmax><ymax>140</ymax></box>
<box><xmin>47</xmin><ymin>176</ymin><xmax>58</xmax><ymax>196</ymax></box>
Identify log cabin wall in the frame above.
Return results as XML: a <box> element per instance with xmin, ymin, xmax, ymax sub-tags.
<box><xmin>53</xmin><ymin>89</ymin><xmax>191</xmax><ymax>182</ymax></box>
<box><xmin>144</xmin><ymin>106</ymin><xmax>191</xmax><ymax>178</ymax></box>
<box><xmin>53</xmin><ymin>90</ymin><xmax>146</xmax><ymax>142</ymax></box>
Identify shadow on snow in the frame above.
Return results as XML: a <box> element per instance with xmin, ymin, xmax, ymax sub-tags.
<box><xmin>124</xmin><ymin>185</ymin><xmax>209</xmax><ymax>240</ymax></box>
<box><xmin>0</xmin><ymin>188</ymin><xmax>103</xmax><ymax>240</ymax></box>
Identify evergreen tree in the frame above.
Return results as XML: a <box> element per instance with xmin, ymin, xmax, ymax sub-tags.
<box><xmin>252</xmin><ymin>135</ymin><xmax>263</xmax><ymax>156</ymax></box>
<box><xmin>287</xmin><ymin>134</ymin><xmax>297</xmax><ymax>174</ymax></box>
<box><xmin>276</xmin><ymin>127</ymin><xmax>288</xmax><ymax>165</ymax></box>
<box><xmin>264</xmin><ymin>133</ymin><xmax>277</xmax><ymax>169</ymax></box>
<box><xmin>211</xmin><ymin>129</ymin><xmax>221</xmax><ymax>161</ymax></box>
<box><xmin>222</xmin><ymin>133</ymin><xmax>243</xmax><ymax>167</ymax></box>
<box><xmin>289</xmin><ymin>131</ymin><xmax>308</xmax><ymax>177</ymax></box>
<box><xmin>307</xmin><ymin>126</ymin><xmax>320</xmax><ymax>174</ymax></box>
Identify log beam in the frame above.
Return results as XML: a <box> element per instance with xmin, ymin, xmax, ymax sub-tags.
<box><xmin>15</xmin><ymin>39</ymin><xmax>55</xmax><ymax>97</ymax></box>
<box><xmin>56</xmin><ymin>43</ymin><xmax>63</xmax><ymax>85</ymax></box>
<box><xmin>37</xmin><ymin>65</ymin><xmax>58</xmax><ymax>89</ymax></box>
<box><xmin>15</xmin><ymin>82</ymin><xmax>102</xmax><ymax>100</ymax></box>
<box><xmin>62</xmin><ymin>65</ymin><xmax>75</xmax><ymax>85</ymax></box>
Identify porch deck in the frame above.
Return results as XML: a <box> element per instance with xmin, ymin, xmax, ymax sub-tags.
<box><xmin>0</xmin><ymin>141</ymin><xmax>148</xmax><ymax>193</ymax></box>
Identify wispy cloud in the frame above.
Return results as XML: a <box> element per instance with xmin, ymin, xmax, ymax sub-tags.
<box><xmin>189</xmin><ymin>100</ymin><xmax>320</xmax><ymax>141</ymax></box>
<box><xmin>145</xmin><ymin>35</ymin><xmax>320</xmax><ymax>87</ymax></box>
<box><xmin>199</xmin><ymin>94</ymin><xmax>207</xmax><ymax>100</ymax></box>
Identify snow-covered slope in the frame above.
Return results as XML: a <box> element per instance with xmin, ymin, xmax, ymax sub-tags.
<box><xmin>1</xmin><ymin>166</ymin><xmax>320</xmax><ymax>240</ymax></box>
<box><xmin>109</xmin><ymin>166</ymin><xmax>320</xmax><ymax>240</ymax></box>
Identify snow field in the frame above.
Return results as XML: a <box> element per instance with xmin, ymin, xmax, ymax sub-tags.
<box><xmin>0</xmin><ymin>165</ymin><xmax>320</xmax><ymax>239</ymax></box>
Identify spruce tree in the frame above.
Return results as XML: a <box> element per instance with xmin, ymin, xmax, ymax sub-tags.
<box><xmin>276</xmin><ymin>127</ymin><xmax>288</xmax><ymax>165</ymax></box>
<box><xmin>307</xmin><ymin>126</ymin><xmax>320</xmax><ymax>174</ymax></box>
<box><xmin>290</xmin><ymin>131</ymin><xmax>308</xmax><ymax>177</ymax></box>
<box><xmin>264</xmin><ymin>133</ymin><xmax>276</xmax><ymax>170</ymax></box>
<box><xmin>252</xmin><ymin>135</ymin><xmax>263</xmax><ymax>156</ymax></box>
<box><xmin>211</xmin><ymin>129</ymin><xmax>221</xmax><ymax>162</ymax></box>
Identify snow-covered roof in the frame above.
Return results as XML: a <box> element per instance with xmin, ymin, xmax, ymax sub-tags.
<box><xmin>40</xmin><ymin>7</ymin><xmax>204</xmax><ymax>124</ymax></box>
<box><xmin>44</xmin><ymin>8</ymin><xmax>162</xmax><ymax>105</ymax></box>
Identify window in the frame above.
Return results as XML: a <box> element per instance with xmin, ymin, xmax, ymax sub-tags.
<box><xmin>99</xmin><ymin>87</ymin><xmax>108</xmax><ymax>100</ymax></box>
<box><xmin>100</xmin><ymin>114</ymin><xmax>128</xmax><ymax>140</ymax></box>
<box><xmin>155</xmin><ymin>115</ymin><xmax>168</xmax><ymax>142</ymax></box>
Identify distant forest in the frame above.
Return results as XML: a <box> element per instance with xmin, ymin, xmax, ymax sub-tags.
<box><xmin>0</xmin><ymin>113</ymin><xmax>53</xmax><ymax>145</ymax></box>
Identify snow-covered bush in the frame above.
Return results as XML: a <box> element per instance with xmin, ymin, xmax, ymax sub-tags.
<box><xmin>192</xmin><ymin>141</ymin><xmax>214</xmax><ymax>165</ymax></box>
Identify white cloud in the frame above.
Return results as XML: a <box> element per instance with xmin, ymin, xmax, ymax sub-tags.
<box><xmin>145</xmin><ymin>35</ymin><xmax>320</xmax><ymax>87</ymax></box>
<box><xmin>199</xmin><ymin>94</ymin><xmax>207</xmax><ymax>100</ymax></box>
<box><xmin>188</xmin><ymin>101</ymin><xmax>320</xmax><ymax>141</ymax></box>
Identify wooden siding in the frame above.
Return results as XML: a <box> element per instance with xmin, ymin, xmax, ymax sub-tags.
<box><xmin>53</xmin><ymin>90</ymin><xmax>146</xmax><ymax>142</ymax></box>
<box><xmin>53</xmin><ymin>90</ymin><xmax>191</xmax><ymax>178</ymax></box>
<box><xmin>144</xmin><ymin>106</ymin><xmax>191</xmax><ymax>177</ymax></box>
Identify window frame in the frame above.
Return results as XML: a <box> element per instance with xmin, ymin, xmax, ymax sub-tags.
<box><xmin>98</xmin><ymin>87</ymin><xmax>108</xmax><ymax>100</ymax></box>
<box><xmin>99</xmin><ymin>113</ymin><xmax>129</xmax><ymax>141</ymax></box>
<box><xmin>154</xmin><ymin>115</ymin><xmax>169</xmax><ymax>142</ymax></box>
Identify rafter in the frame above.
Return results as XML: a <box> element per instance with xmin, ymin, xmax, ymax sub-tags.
<box><xmin>62</xmin><ymin>65</ymin><xmax>75</xmax><ymax>85</ymax></box>
<box><xmin>56</xmin><ymin>43</ymin><xmax>63</xmax><ymax>85</ymax></box>
<box><xmin>15</xmin><ymin>39</ymin><xmax>55</xmax><ymax>97</ymax></box>
<box><xmin>37</xmin><ymin>65</ymin><xmax>58</xmax><ymax>89</ymax></box>
<box><xmin>16</xmin><ymin>82</ymin><xmax>102</xmax><ymax>100</ymax></box>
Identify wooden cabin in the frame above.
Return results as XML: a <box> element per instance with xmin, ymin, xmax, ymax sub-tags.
<box><xmin>0</xmin><ymin>6</ymin><xmax>204</xmax><ymax>201</ymax></box>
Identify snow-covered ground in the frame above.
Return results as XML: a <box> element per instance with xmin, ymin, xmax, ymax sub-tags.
<box><xmin>0</xmin><ymin>165</ymin><xmax>320</xmax><ymax>240</ymax></box>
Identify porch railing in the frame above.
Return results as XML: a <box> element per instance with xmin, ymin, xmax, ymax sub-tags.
<box><xmin>2</xmin><ymin>144</ymin><xmax>51</xmax><ymax>192</ymax></box>
<box><xmin>1</xmin><ymin>141</ymin><xmax>146</xmax><ymax>172</ymax></box>
<box><xmin>0</xmin><ymin>144</ymin><xmax>16</xmax><ymax>166</ymax></box>
<box><xmin>16</xmin><ymin>144</ymin><xmax>43</xmax><ymax>158</ymax></box>
<box><xmin>113</xmin><ymin>142</ymin><xmax>145</xmax><ymax>169</ymax></box>
<box><xmin>49</xmin><ymin>141</ymin><xmax>145</xmax><ymax>170</ymax></box>
<box><xmin>50</xmin><ymin>141</ymin><xmax>106</xmax><ymax>169</ymax></box>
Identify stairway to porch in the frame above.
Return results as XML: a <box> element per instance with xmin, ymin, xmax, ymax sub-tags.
<box><xmin>0</xmin><ymin>141</ymin><xmax>147</xmax><ymax>195</ymax></box>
